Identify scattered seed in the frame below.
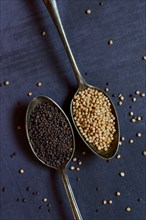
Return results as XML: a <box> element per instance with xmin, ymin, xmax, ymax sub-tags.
<box><xmin>129</xmin><ymin>112</ymin><xmax>134</xmax><ymax>116</ymax></box>
<box><xmin>116</xmin><ymin>154</ymin><xmax>121</xmax><ymax>159</ymax></box>
<box><xmin>19</xmin><ymin>169</ymin><xmax>24</xmax><ymax>174</ymax></box>
<box><xmin>140</xmin><ymin>93</ymin><xmax>145</xmax><ymax>97</ymax></box>
<box><xmin>22</xmin><ymin>198</ymin><xmax>27</xmax><ymax>203</ymax></box>
<box><xmin>86</xmin><ymin>9</ymin><xmax>91</xmax><ymax>14</ymax></box>
<box><xmin>142</xmin><ymin>56</ymin><xmax>146</xmax><ymax>60</ymax></box>
<box><xmin>119</xmin><ymin>96</ymin><xmax>124</xmax><ymax>101</ymax></box>
<box><xmin>131</xmin><ymin>118</ymin><xmax>136</xmax><ymax>123</ymax></box>
<box><xmin>70</xmin><ymin>166</ymin><xmax>75</xmax><ymax>171</ymax></box>
<box><xmin>118</xmin><ymin>101</ymin><xmax>122</xmax><ymax>106</ymax></box>
<box><xmin>41</xmin><ymin>31</ymin><xmax>46</xmax><ymax>36</ymax></box>
<box><xmin>2</xmin><ymin>187</ymin><xmax>6</xmax><ymax>192</ymax></box>
<box><xmin>137</xmin><ymin>116</ymin><xmax>142</xmax><ymax>121</ymax></box>
<box><xmin>43</xmin><ymin>198</ymin><xmax>47</xmax><ymax>203</ymax></box>
<box><xmin>126</xmin><ymin>207</ymin><xmax>131</xmax><ymax>212</ymax></box>
<box><xmin>78</xmin><ymin>161</ymin><xmax>82</xmax><ymax>165</ymax></box>
<box><xmin>137</xmin><ymin>133</ymin><xmax>142</xmax><ymax>137</ymax></box>
<box><xmin>119</xmin><ymin>172</ymin><xmax>125</xmax><ymax>177</ymax></box>
<box><xmin>108</xmin><ymin>40</ymin><xmax>113</xmax><ymax>45</ymax></box>
<box><xmin>72</xmin><ymin>158</ymin><xmax>77</xmax><ymax>162</ymax></box>
<box><xmin>121</xmin><ymin>136</ymin><xmax>125</xmax><ymax>141</ymax></box>
<box><xmin>129</xmin><ymin>139</ymin><xmax>134</xmax><ymax>144</ymax></box>
<box><xmin>27</xmin><ymin>92</ymin><xmax>32</xmax><ymax>96</ymax></box>
<box><xmin>132</xmin><ymin>97</ymin><xmax>136</xmax><ymax>102</ymax></box>
<box><xmin>76</xmin><ymin>167</ymin><xmax>80</xmax><ymax>171</ymax></box>
<box><xmin>115</xmin><ymin>192</ymin><xmax>121</xmax><ymax>196</ymax></box>
<box><xmin>26</xmin><ymin>187</ymin><xmax>31</xmax><ymax>191</ymax></box>
<box><xmin>4</xmin><ymin>81</ymin><xmax>10</xmax><ymax>86</ymax></box>
<box><xmin>105</xmin><ymin>88</ymin><xmax>109</xmax><ymax>92</ymax></box>
<box><xmin>102</xmin><ymin>200</ymin><xmax>107</xmax><ymax>205</ymax></box>
<box><xmin>135</xmin><ymin>91</ymin><xmax>140</xmax><ymax>95</ymax></box>
<box><xmin>119</xmin><ymin>141</ymin><xmax>122</xmax><ymax>146</ymax></box>
<box><xmin>108</xmin><ymin>200</ymin><xmax>113</xmax><ymax>204</ymax></box>
<box><xmin>142</xmin><ymin>151</ymin><xmax>146</xmax><ymax>156</ymax></box>
<box><xmin>37</xmin><ymin>82</ymin><xmax>42</xmax><ymax>87</ymax></box>
<box><xmin>99</xmin><ymin>2</ymin><xmax>104</xmax><ymax>6</ymax></box>
<box><xmin>82</xmin><ymin>151</ymin><xmax>86</xmax><ymax>155</ymax></box>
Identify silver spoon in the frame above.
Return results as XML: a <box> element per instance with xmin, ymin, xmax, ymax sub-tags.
<box><xmin>43</xmin><ymin>0</ymin><xmax>120</xmax><ymax>159</ymax></box>
<box><xmin>25</xmin><ymin>95</ymin><xmax>83</xmax><ymax>220</ymax></box>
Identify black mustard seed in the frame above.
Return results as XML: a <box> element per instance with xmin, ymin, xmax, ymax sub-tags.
<box><xmin>28</xmin><ymin>103</ymin><xmax>73</xmax><ymax>168</ymax></box>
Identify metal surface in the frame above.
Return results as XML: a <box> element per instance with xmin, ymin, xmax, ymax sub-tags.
<box><xmin>43</xmin><ymin>0</ymin><xmax>120</xmax><ymax>159</ymax></box>
<box><xmin>25</xmin><ymin>96</ymin><xmax>83</xmax><ymax>220</ymax></box>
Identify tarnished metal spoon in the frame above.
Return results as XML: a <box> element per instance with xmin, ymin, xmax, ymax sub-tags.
<box><xmin>43</xmin><ymin>0</ymin><xmax>120</xmax><ymax>159</ymax></box>
<box><xmin>26</xmin><ymin>96</ymin><xmax>83</xmax><ymax>220</ymax></box>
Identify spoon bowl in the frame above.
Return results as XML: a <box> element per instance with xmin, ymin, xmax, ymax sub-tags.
<box><xmin>43</xmin><ymin>0</ymin><xmax>120</xmax><ymax>160</ymax></box>
<box><xmin>25</xmin><ymin>96</ymin><xmax>83</xmax><ymax>220</ymax></box>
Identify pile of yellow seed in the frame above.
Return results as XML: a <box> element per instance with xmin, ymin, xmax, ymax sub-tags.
<box><xmin>72</xmin><ymin>87</ymin><xmax>116</xmax><ymax>151</ymax></box>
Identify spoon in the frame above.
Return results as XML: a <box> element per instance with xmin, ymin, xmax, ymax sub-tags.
<box><xmin>25</xmin><ymin>95</ymin><xmax>83</xmax><ymax>220</ymax></box>
<box><xmin>43</xmin><ymin>0</ymin><xmax>120</xmax><ymax>159</ymax></box>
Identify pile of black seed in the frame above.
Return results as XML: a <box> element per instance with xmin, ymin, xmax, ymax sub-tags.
<box><xmin>28</xmin><ymin>102</ymin><xmax>73</xmax><ymax>168</ymax></box>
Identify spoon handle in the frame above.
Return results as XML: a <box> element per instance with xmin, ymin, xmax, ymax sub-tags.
<box><xmin>43</xmin><ymin>0</ymin><xmax>85</xmax><ymax>86</ymax></box>
<box><xmin>59</xmin><ymin>167</ymin><xmax>83</xmax><ymax>220</ymax></box>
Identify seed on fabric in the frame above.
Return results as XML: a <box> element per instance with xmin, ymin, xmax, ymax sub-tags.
<box><xmin>19</xmin><ymin>169</ymin><xmax>24</xmax><ymax>174</ymax></box>
<box><xmin>37</xmin><ymin>82</ymin><xmax>42</xmax><ymax>87</ymax></box>
<box><xmin>125</xmin><ymin>207</ymin><xmax>131</xmax><ymax>212</ymax></box>
<box><xmin>102</xmin><ymin>200</ymin><xmax>107</xmax><ymax>205</ymax></box>
<box><xmin>27</xmin><ymin>92</ymin><xmax>32</xmax><ymax>96</ymax></box>
<box><xmin>41</xmin><ymin>31</ymin><xmax>46</xmax><ymax>36</ymax></box>
<box><xmin>135</xmin><ymin>91</ymin><xmax>140</xmax><ymax>95</ymax></box>
<box><xmin>26</xmin><ymin>187</ymin><xmax>31</xmax><ymax>191</ymax></box>
<box><xmin>82</xmin><ymin>151</ymin><xmax>86</xmax><ymax>155</ymax></box>
<box><xmin>140</xmin><ymin>93</ymin><xmax>145</xmax><ymax>97</ymax></box>
<box><xmin>132</xmin><ymin>97</ymin><xmax>136</xmax><ymax>102</ymax></box>
<box><xmin>43</xmin><ymin>198</ymin><xmax>47</xmax><ymax>202</ymax></box>
<box><xmin>142</xmin><ymin>151</ymin><xmax>146</xmax><ymax>156</ymax></box>
<box><xmin>86</xmin><ymin>9</ymin><xmax>91</xmax><ymax>14</ymax></box>
<box><xmin>116</xmin><ymin>154</ymin><xmax>121</xmax><ymax>159</ymax></box>
<box><xmin>119</xmin><ymin>141</ymin><xmax>122</xmax><ymax>146</ymax></box>
<box><xmin>137</xmin><ymin>133</ymin><xmax>141</xmax><ymax>137</ymax></box>
<box><xmin>120</xmin><ymin>172</ymin><xmax>125</xmax><ymax>177</ymax></box>
<box><xmin>108</xmin><ymin>200</ymin><xmax>113</xmax><ymax>204</ymax></box>
<box><xmin>137</xmin><ymin>116</ymin><xmax>142</xmax><ymax>121</ymax></box>
<box><xmin>142</xmin><ymin>56</ymin><xmax>146</xmax><ymax>60</ymax></box>
<box><xmin>4</xmin><ymin>81</ymin><xmax>10</xmax><ymax>86</ymax></box>
<box><xmin>129</xmin><ymin>139</ymin><xmax>134</xmax><ymax>144</ymax></box>
<box><xmin>99</xmin><ymin>2</ymin><xmax>104</xmax><ymax>6</ymax></box>
<box><xmin>28</xmin><ymin>102</ymin><xmax>73</xmax><ymax>168</ymax></box>
<box><xmin>105</xmin><ymin>88</ymin><xmax>109</xmax><ymax>92</ymax></box>
<box><xmin>115</xmin><ymin>192</ymin><xmax>121</xmax><ymax>196</ymax></box>
<box><xmin>121</xmin><ymin>137</ymin><xmax>125</xmax><ymax>141</ymax></box>
<box><xmin>78</xmin><ymin>161</ymin><xmax>82</xmax><ymax>165</ymax></box>
<box><xmin>119</xmin><ymin>96</ymin><xmax>124</xmax><ymax>101</ymax></box>
<box><xmin>108</xmin><ymin>40</ymin><xmax>113</xmax><ymax>45</ymax></box>
<box><xmin>70</xmin><ymin>166</ymin><xmax>75</xmax><ymax>171</ymax></box>
<box><xmin>131</xmin><ymin>118</ymin><xmax>136</xmax><ymax>123</ymax></box>
<box><xmin>118</xmin><ymin>101</ymin><xmax>122</xmax><ymax>105</ymax></box>
<box><xmin>129</xmin><ymin>112</ymin><xmax>134</xmax><ymax>116</ymax></box>
<box><xmin>76</xmin><ymin>167</ymin><xmax>80</xmax><ymax>171</ymax></box>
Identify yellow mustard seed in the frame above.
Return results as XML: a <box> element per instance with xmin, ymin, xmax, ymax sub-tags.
<box><xmin>116</xmin><ymin>154</ymin><xmax>121</xmax><ymax>159</ymax></box>
<box><xmin>86</xmin><ymin>9</ymin><xmax>91</xmax><ymax>14</ymax></box>
<box><xmin>142</xmin><ymin>151</ymin><xmax>146</xmax><ymax>156</ymax></box>
<box><xmin>115</xmin><ymin>192</ymin><xmax>121</xmax><ymax>196</ymax></box>
<box><xmin>132</xmin><ymin>97</ymin><xmax>136</xmax><ymax>102</ymax></box>
<box><xmin>27</xmin><ymin>92</ymin><xmax>32</xmax><ymax>96</ymax></box>
<box><xmin>118</xmin><ymin>101</ymin><xmax>122</xmax><ymax>106</ymax></box>
<box><xmin>105</xmin><ymin>88</ymin><xmax>109</xmax><ymax>92</ymax></box>
<box><xmin>43</xmin><ymin>198</ymin><xmax>47</xmax><ymax>202</ymax></box>
<box><xmin>19</xmin><ymin>169</ymin><xmax>24</xmax><ymax>174</ymax></box>
<box><xmin>137</xmin><ymin>116</ymin><xmax>142</xmax><ymax>121</ymax></box>
<box><xmin>121</xmin><ymin>137</ymin><xmax>125</xmax><ymax>141</ymax></box>
<box><xmin>41</xmin><ymin>31</ymin><xmax>46</xmax><ymax>36</ymax></box>
<box><xmin>102</xmin><ymin>200</ymin><xmax>107</xmax><ymax>205</ymax></box>
<box><xmin>37</xmin><ymin>82</ymin><xmax>42</xmax><ymax>87</ymax></box>
<box><xmin>126</xmin><ymin>207</ymin><xmax>131</xmax><ymax>212</ymax></box>
<box><xmin>108</xmin><ymin>200</ymin><xmax>113</xmax><ymax>204</ymax></box>
<box><xmin>76</xmin><ymin>167</ymin><xmax>80</xmax><ymax>171</ymax></box>
<box><xmin>119</xmin><ymin>96</ymin><xmax>124</xmax><ymax>101</ymax></box>
<box><xmin>142</xmin><ymin>56</ymin><xmax>146</xmax><ymax>60</ymax></box>
<box><xmin>129</xmin><ymin>139</ymin><xmax>134</xmax><ymax>144</ymax></box>
<box><xmin>108</xmin><ymin>40</ymin><xmax>113</xmax><ymax>45</ymax></box>
<box><xmin>131</xmin><ymin>118</ymin><xmax>136</xmax><ymax>123</ymax></box>
<box><xmin>70</xmin><ymin>166</ymin><xmax>75</xmax><ymax>171</ymax></box>
<box><xmin>129</xmin><ymin>112</ymin><xmax>134</xmax><ymax>116</ymax></box>
<box><xmin>4</xmin><ymin>81</ymin><xmax>10</xmax><ymax>86</ymax></box>
<box><xmin>137</xmin><ymin>133</ymin><xmax>142</xmax><ymax>137</ymax></box>
<box><xmin>120</xmin><ymin>172</ymin><xmax>125</xmax><ymax>177</ymax></box>
<box><xmin>140</xmin><ymin>93</ymin><xmax>145</xmax><ymax>97</ymax></box>
<box><xmin>135</xmin><ymin>91</ymin><xmax>140</xmax><ymax>95</ymax></box>
<box><xmin>72</xmin><ymin>158</ymin><xmax>77</xmax><ymax>162</ymax></box>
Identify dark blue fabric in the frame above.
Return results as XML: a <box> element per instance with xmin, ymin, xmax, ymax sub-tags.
<box><xmin>0</xmin><ymin>0</ymin><xmax>146</xmax><ymax>220</ymax></box>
